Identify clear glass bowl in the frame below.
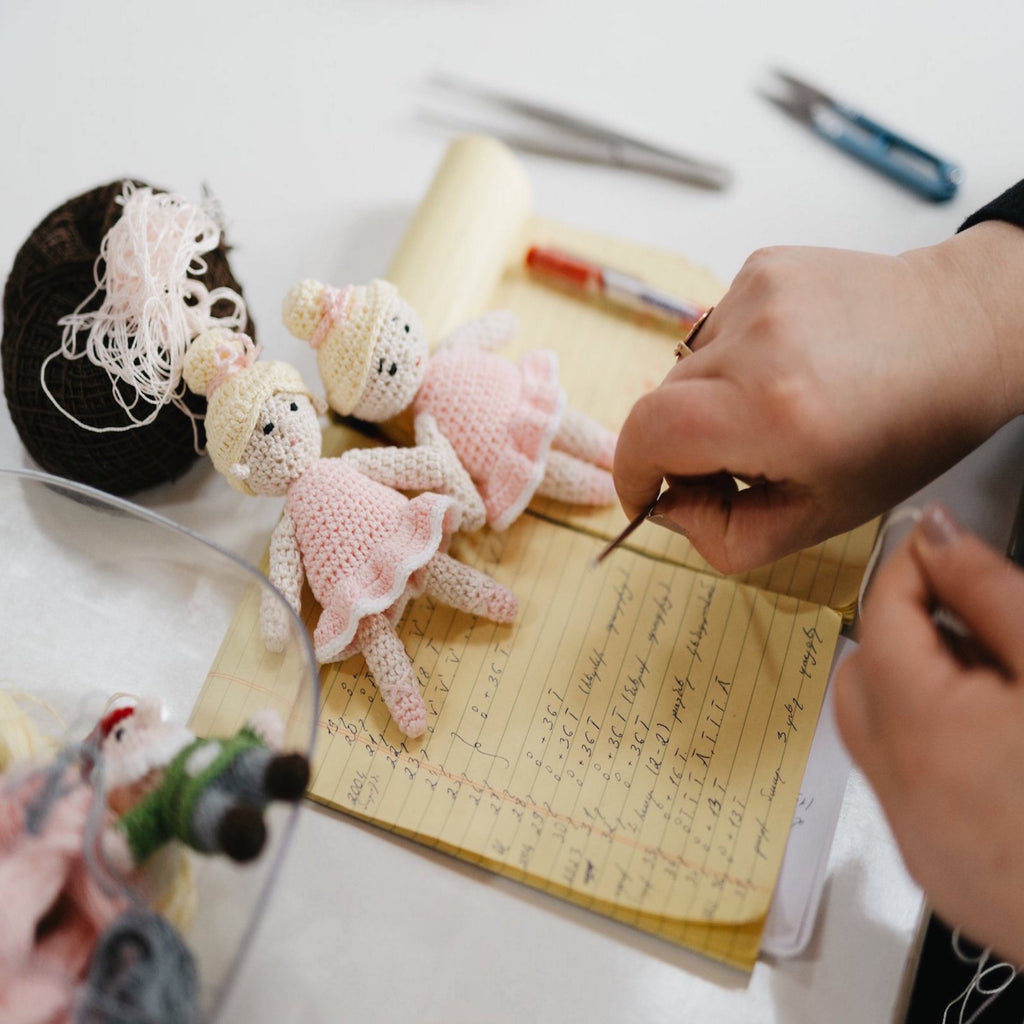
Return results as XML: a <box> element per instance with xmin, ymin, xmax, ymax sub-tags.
<box><xmin>0</xmin><ymin>467</ymin><xmax>319</xmax><ymax>1021</ymax></box>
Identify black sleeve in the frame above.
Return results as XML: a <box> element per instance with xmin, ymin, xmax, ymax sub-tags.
<box><xmin>959</xmin><ymin>180</ymin><xmax>1024</xmax><ymax>232</ymax></box>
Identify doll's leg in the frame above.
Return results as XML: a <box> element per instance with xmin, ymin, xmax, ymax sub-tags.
<box><xmin>355</xmin><ymin>614</ymin><xmax>428</xmax><ymax>739</ymax></box>
<box><xmin>537</xmin><ymin>450</ymin><xmax>616</xmax><ymax>506</ymax></box>
<box><xmin>552</xmin><ymin>407</ymin><xmax>616</xmax><ymax>469</ymax></box>
<box><xmin>191</xmin><ymin>786</ymin><xmax>267</xmax><ymax>862</ymax></box>
<box><xmin>213</xmin><ymin>747</ymin><xmax>310</xmax><ymax>804</ymax></box>
<box><xmin>420</xmin><ymin>554</ymin><xmax>518</xmax><ymax>623</ymax></box>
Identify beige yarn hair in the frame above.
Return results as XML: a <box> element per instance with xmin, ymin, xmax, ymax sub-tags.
<box><xmin>281</xmin><ymin>278</ymin><xmax>397</xmax><ymax>415</ymax></box>
<box><xmin>183</xmin><ymin>330</ymin><xmax>314</xmax><ymax>494</ymax></box>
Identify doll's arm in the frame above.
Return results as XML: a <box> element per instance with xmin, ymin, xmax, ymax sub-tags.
<box><xmin>246</xmin><ymin>708</ymin><xmax>285</xmax><ymax>750</ymax></box>
<box><xmin>339</xmin><ymin>445</ymin><xmax>446</xmax><ymax>490</ymax></box>
<box><xmin>414</xmin><ymin>413</ymin><xmax>486</xmax><ymax>532</ymax></box>
<box><xmin>105</xmin><ymin>791</ymin><xmax>169</xmax><ymax>868</ymax></box>
<box><xmin>262</xmin><ymin>513</ymin><xmax>303</xmax><ymax>653</ymax></box>
<box><xmin>436</xmin><ymin>310</ymin><xmax>518</xmax><ymax>352</ymax></box>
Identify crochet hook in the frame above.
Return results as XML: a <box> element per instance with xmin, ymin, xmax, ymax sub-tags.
<box><xmin>592</xmin><ymin>308</ymin><xmax>714</xmax><ymax>566</ymax></box>
<box><xmin>593</xmin><ymin>496</ymin><xmax>661</xmax><ymax>566</ymax></box>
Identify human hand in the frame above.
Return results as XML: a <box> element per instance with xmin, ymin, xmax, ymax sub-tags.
<box><xmin>613</xmin><ymin>223</ymin><xmax>1024</xmax><ymax>572</ymax></box>
<box><xmin>835</xmin><ymin>504</ymin><xmax>1024</xmax><ymax>963</ymax></box>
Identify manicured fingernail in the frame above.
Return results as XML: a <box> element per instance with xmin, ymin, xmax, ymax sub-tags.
<box><xmin>649</xmin><ymin>513</ymin><xmax>689</xmax><ymax>538</ymax></box>
<box><xmin>919</xmin><ymin>503</ymin><xmax>960</xmax><ymax>547</ymax></box>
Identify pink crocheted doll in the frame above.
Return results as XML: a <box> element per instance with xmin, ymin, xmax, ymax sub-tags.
<box><xmin>281</xmin><ymin>279</ymin><xmax>618</xmax><ymax>531</ymax></box>
<box><xmin>182</xmin><ymin>331</ymin><xmax>518</xmax><ymax>737</ymax></box>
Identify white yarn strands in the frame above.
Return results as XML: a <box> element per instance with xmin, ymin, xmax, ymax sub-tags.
<box><xmin>42</xmin><ymin>182</ymin><xmax>248</xmax><ymax>443</ymax></box>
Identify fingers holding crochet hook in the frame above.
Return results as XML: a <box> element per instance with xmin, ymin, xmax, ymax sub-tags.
<box><xmin>594</xmin><ymin>307</ymin><xmax>715</xmax><ymax>566</ymax></box>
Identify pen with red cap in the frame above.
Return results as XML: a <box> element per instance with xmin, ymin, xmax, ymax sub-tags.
<box><xmin>526</xmin><ymin>245</ymin><xmax>706</xmax><ymax>328</ymax></box>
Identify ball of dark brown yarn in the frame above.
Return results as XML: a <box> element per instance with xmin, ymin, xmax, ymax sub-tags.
<box><xmin>1</xmin><ymin>180</ymin><xmax>256</xmax><ymax>495</ymax></box>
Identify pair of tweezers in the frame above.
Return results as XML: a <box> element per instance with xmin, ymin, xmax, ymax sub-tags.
<box><xmin>760</xmin><ymin>68</ymin><xmax>962</xmax><ymax>202</ymax></box>
<box><xmin>422</xmin><ymin>73</ymin><xmax>731</xmax><ymax>191</ymax></box>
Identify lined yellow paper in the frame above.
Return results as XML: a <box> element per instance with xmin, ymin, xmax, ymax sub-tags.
<box><xmin>192</xmin><ymin>136</ymin><xmax>874</xmax><ymax>970</ymax></box>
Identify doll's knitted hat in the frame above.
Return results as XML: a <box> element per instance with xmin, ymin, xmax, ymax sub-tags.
<box><xmin>281</xmin><ymin>278</ymin><xmax>397</xmax><ymax>416</ymax></box>
<box><xmin>182</xmin><ymin>330</ymin><xmax>313</xmax><ymax>494</ymax></box>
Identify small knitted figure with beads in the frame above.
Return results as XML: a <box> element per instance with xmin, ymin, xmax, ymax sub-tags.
<box><xmin>99</xmin><ymin>697</ymin><xmax>310</xmax><ymax>869</ymax></box>
<box><xmin>282</xmin><ymin>279</ymin><xmax>618</xmax><ymax>531</ymax></box>
<box><xmin>181</xmin><ymin>331</ymin><xmax>518</xmax><ymax>737</ymax></box>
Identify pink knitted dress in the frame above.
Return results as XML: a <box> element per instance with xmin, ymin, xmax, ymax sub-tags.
<box><xmin>413</xmin><ymin>345</ymin><xmax>565</xmax><ymax>531</ymax></box>
<box><xmin>285</xmin><ymin>459</ymin><xmax>456</xmax><ymax>662</ymax></box>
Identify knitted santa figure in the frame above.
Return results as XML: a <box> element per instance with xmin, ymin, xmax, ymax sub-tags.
<box><xmin>281</xmin><ymin>279</ymin><xmax>617</xmax><ymax>531</ymax></box>
<box><xmin>181</xmin><ymin>331</ymin><xmax>518</xmax><ymax>737</ymax></box>
<box><xmin>99</xmin><ymin>697</ymin><xmax>309</xmax><ymax>869</ymax></box>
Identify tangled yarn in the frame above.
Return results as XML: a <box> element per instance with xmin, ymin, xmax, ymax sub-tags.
<box><xmin>74</xmin><ymin>908</ymin><xmax>200</xmax><ymax>1024</ymax></box>
<box><xmin>2</xmin><ymin>180</ymin><xmax>254</xmax><ymax>495</ymax></box>
<box><xmin>50</xmin><ymin>182</ymin><xmax>247</xmax><ymax>435</ymax></box>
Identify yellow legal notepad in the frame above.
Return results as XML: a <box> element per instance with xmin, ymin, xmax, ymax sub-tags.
<box><xmin>190</xmin><ymin>136</ymin><xmax>877</xmax><ymax>971</ymax></box>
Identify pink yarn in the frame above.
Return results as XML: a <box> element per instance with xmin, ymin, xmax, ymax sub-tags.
<box><xmin>0</xmin><ymin>768</ymin><xmax>127</xmax><ymax>1023</ymax></box>
<box><xmin>208</xmin><ymin>332</ymin><xmax>261</xmax><ymax>394</ymax></box>
<box><xmin>285</xmin><ymin>459</ymin><xmax>456</xmax><ymax>662</ymax></box>
<box><xmin>45</xmin><ymin>182</ymin><xmax>248</xmax><ymax>434</ymax></box>
<box><xmin>414</xmin><ymin>346</ymin><xmax>565</xmax><ymax>530</ymax></box>
<box><xmin>0</xmin><ymin>967</ymin><xmax>72</xmax><ymax>1024</ymax></box>
<box><xmin>311</xmin><ymin>285</ymin><xmax>354</xmax><ymax>351</ymax></box>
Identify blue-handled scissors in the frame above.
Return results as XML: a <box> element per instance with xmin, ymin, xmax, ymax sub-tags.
<box><xmin>760</xmin><ymin>69</ymin><xmax>962</xmax><ymax>202</ymax></box>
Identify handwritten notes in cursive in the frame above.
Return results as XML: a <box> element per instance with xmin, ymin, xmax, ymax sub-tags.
<box><xmin>196</xmin><ymin>509</ymin><xmax>840</xmax><ymax>971</ymax></box>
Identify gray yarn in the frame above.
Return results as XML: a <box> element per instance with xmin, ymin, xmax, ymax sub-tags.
<box><xmin>22</xmin><ymin>743</ymin><xmax>81</xmax><ymax>834</ymax></box>
<box><xmin>211</xmin><ymin>746</ymin><xmax>274</xmax><ymax>803</ymax></box>
<box><xmin>189</xmin><ymin>784</ymin><xmax>235</xmax><ymax>852</ymax></box>
<box><xmin>74</xmin><ymin>907</ymin><xmax>200</xmax><ymax>1024</ymax></box>
<box><xmin>190</xmin><ymin>747</ymin><xmax>273</xmax><ymax>851</ymax></box>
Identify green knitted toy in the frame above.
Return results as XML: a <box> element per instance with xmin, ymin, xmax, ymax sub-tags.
<box><xmin>99</xmin><ymin>698</ymin><xmax>309</xmax><ymax>868</ymax></box>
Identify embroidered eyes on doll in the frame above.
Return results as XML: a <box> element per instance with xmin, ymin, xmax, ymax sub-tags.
<box><xmin>349</xmin><ymin>299</ymin><xmax>427</xmax><ymax>423</ymax></box>
<box><xmin>282</xmin><ymin>278</ymin><xmax>619</xmax><ymax>532</ymax></box>
<box><xmin>181</xmin><ymin>329</ymin><xmax>518</xmax><ymax>738</ymax></box>
<box><xmin>239</xmin><ymin>394</ymin><xmax>322</xmax><ymax>496</ymax></box>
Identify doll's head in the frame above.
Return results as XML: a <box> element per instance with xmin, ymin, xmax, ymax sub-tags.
<box><xmin>97</xmin><ymin>696</ymin><xmax>193</xmax><ymax>811</ymax></box>
<box><xmin>182</xmin><ymin>330</ymin><xmax>322</xmax><ymax>496</ymax></box>
<box><xmin>281</xmin><ymin>279</ymin><xmax>428</xmax><ymax>422</ymax></box>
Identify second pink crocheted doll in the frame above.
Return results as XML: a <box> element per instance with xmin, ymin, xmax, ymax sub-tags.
<box><xmin>182</xmin><ymin>331</ymin><xmax>518</xmax><ymax>738</ymax></box>
<box><xmin>282</xmin><ymin>279</ymin><xmax>618</xmax><ymax>531</ymax></box>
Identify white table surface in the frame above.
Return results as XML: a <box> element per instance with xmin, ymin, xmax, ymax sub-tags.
<box><xmin>3</xmin><ymin>2</ymin><xmax>1024</xmax><ymax>1020</ymax></box>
